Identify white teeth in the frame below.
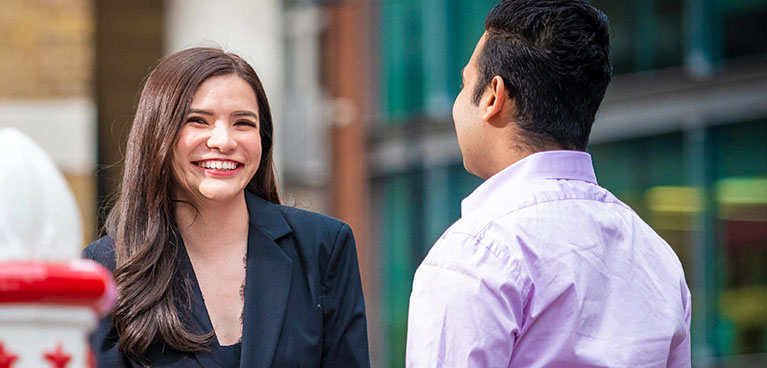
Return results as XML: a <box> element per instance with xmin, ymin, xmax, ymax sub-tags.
<box><xmin>199</xmin><ymin>160</ymin><xmax>238</xmax><ymax>170</ymax></box>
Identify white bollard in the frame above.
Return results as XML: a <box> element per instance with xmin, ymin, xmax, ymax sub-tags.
<box><xmin>0</xmin><ymin>128</ymin><xmax>115</xmax><ymax>368</ymax></box>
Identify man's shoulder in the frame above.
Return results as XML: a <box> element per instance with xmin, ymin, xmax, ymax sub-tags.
<box><xmin>429</xmin><ymin>214</ymin><xmax>529</xmax><ymax>279</ymax></box>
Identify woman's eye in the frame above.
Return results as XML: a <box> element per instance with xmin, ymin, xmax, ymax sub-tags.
<box><xmin>186</xmin><ymin>117</ymin><xmax>208</xmax><ymax>125</ymax></box>
<box><xmin>236</xmin><ymin>120</ymin><xmax>257</xmax><ymax>128</ymax></box>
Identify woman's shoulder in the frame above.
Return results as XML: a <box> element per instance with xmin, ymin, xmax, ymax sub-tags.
<box><xmin>270</xmin><ymin>204</ymin><xmax>359</xmax><ymax>281</ymax></box>
<box><xmin>275</xmin><ymin>205</ymin><xmax>355</xmax><ymax>253</ymax></box>
<box><xmin>247</xmin><ymin>192</ymin><xmax>351</xmax><ymax>239</ymax></box>
<box><xmin>82</xmin><ymin>236</ymin><xmax>117</xmax><ymax>271</ymax></box>
<box><xmin>277</xmin><ymin>204</ymin><xmax>348</xmax><ymax>233</ymax></box>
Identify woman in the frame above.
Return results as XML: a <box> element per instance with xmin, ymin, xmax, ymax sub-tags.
<box><xmin>83</xmin><ymin>48</ymin><xmax>370</xmax><ymax>367</ymax></box>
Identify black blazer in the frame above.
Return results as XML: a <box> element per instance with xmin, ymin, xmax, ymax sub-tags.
<box><xmin>83</xmin><ymin>192</ymin><xmax>370</xmax><ymax>367</ymax></box>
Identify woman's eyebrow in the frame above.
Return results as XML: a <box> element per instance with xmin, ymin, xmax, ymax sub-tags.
<box><xmin>187</xmin><ymin>109</ymin><xmax>213</xmax><ymax>116</ymax></box>
<box><xmin>232</xmin><ymin>111</ymin><xmax>258</xmax><ymax>119</ymax></box>
<box><xmin>187</xmin><ymin>109</ymin><xmax>258</xmax><ymax>119</ymax></box>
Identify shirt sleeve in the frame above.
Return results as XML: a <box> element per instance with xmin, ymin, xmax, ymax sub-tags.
<box><xmin>406</xmin><ymin>231</ymin><xmax>525</xmax><ymax>368</ymax></box>
<box><xmin>667</xmin><ymin>281</ymin><xmax>692</xmax><ymax>367</ymax></box>
<box><xmin>321</xmin><ymin>224</ymin><xmax>371</xmax><ymax>367</ymax></box>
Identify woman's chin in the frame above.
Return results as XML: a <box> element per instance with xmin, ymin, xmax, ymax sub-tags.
<box><xmin>197</xmin><ymin>188</ymin><xmax>244</xmax><ymax>203</ymax></box>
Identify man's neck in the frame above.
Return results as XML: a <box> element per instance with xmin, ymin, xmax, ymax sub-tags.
<box><xmin>475</xmin><ymin>142</ymin><xmax>532</xmax><ymax>180</ymax></box>
<box><xmin>481</xmin><ymin>127</ymin><xmax>572</xmax><ymax>180</ymax></box>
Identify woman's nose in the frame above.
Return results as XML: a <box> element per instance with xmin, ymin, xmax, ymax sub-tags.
<box><xmin>206</xmin><ymin>122</ymin><xmax>236</xmax><ymax>152</ymax></box>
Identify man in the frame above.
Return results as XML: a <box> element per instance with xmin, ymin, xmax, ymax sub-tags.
<box><xmin>406</xmin><ymin>1</ymin><xmax>692</xmax><ymax>367</ymax></box>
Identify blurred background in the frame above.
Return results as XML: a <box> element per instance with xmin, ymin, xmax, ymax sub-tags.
<box><xmin>0</xmin><ymin>0</ymin><xmax>765</xmax><ymax>366</ymax></box>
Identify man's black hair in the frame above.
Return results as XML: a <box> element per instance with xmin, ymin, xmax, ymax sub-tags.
<box><xmin>474</xmin><ymin>0</ymin><xmax>612</xmax><ymax>151</ymax></box>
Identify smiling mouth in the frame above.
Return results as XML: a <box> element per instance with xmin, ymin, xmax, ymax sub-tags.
<box><xmin>195</xmin><ymin>159</ymin><xmax>241</xmax><ymax>171</ymax></box>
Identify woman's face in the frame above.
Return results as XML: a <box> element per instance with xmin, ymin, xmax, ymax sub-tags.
<box><xmin>171</xmin><ymin>74</ymin><xmax>262</xmax><ymax>204</ymax></box>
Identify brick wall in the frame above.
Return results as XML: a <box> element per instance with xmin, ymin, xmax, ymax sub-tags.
<box><xmin>0</xmin><ymin>0</ymin><xmax>93</xmax><ymax>99</ymax></box>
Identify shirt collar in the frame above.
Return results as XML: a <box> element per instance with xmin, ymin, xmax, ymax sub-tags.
<box><xmin>461</xmin><ymin>150</ymin><xmax>597</xmax><ymax>216</ymax></box>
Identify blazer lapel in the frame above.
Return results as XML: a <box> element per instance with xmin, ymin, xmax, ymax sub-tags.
<box><xmin>240</xmin><ymin>193</ymin><xmax>293</xmax><ymax>368</ymax></box>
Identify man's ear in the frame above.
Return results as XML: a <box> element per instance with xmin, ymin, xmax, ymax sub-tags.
<box><xmin>481</xmin><ymin>76</ymin><xmax>507</xmax><ymax>122</ymax></box>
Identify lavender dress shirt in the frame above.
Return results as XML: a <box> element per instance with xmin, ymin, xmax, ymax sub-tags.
<box><xmin>406</xmin><ymin>150</ymin><xmax>691</xmax><ymax>367</ymax></box>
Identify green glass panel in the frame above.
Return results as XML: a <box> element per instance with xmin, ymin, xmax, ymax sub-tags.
<box><xmin>710</xmin><ymin>119</ymin><xmax>767</xmax><ymax>179</ymax></box>
<box><xmin>453</xmin><ymin>0</ymin><xmax>496</xmax><ymax>88</ymax></box>
<box><xmin>590</xmin><ymin>132</ymin><xmax>685</xmax><ymax>216</ymax></box>
<box><xmin>381</xmin><ymin>174</ymin><xmax>414</xmax><ymax>368</ymax></box>
<box><xmin>589</xmin><ymin>141</ymin><xmax>645</xmax><ymax>210</ymax></box>
<box><xmin>645</xmin><ymin>133</ymin><xmax>685</xmax><ymax>187</ymax></box>
<box><xmin>447</xmin><ymin>163</ymin><xmax>483</xmax><ymax>217</ymax></box>
<box><xmin>422</xmin><ymin>0</ymin><xmax>452</xmax><ymax>118</ymax></box>
<box><xmin>719</xmin><ymin>0</ymin><xmax>767</xmax><ymax>58</ymax></box>
<box><xmin>421</xmin><ymin>0</ymin><xmax>496</xmax><ymax>119</ymax></box>
<box><xmin>633</xmin><ymin>1</ymin><xmax>657</xmax><ymax>71</ymax></box>
<box><xmin>685</xmin><ymin>0</ymin><xmax>721</xmax><ymax>77</ymax></box>
<box><xmin>592</xmin><ymin>0</ymin><xmax>683</xmax><ymax>74</ymax></box>
<box><xmin>380</xmin><ymin>0</ymin><xmax>424</xmax><ymax>121</ymax></box>
<box><xmin>380</xmin><ymin>0</ymin><xmax>496</xmax><ymax>121</ymax></box>
<box><xmin>710</xmin><ymin>120</ymin><xmax>767</xmax><ymax>356</ymax></box>
<box><xmin>423</xmin><ymin>165</ymin><xmax>452</xmax><ymax>252</ymax></box>
<box><xmin>654</xmin><ymin>0</ymin><xmax>684</xmax><ymax>69</ymax></box>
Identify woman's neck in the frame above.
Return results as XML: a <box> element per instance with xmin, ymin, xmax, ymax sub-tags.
<box><xmin>175</xmin><ymin>192</ymin><xmax>250</xmax><ymax>258</ymax></box>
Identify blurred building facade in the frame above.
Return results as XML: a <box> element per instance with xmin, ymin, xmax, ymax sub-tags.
<box><xmin>2</xmin><ymin>0</ymin><xmax>765</xmax><ymax>367</ymax></box>
<box><xmin>0</xmin><ymin>0</ymin><xmax>97</xmax><ymax>244</ymax></box>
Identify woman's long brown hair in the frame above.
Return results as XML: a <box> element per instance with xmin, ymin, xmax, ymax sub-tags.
<box><xmin>104</xmin><ymin>47</ymin><xmax>280</xmax><ymax>363</ymax></box>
